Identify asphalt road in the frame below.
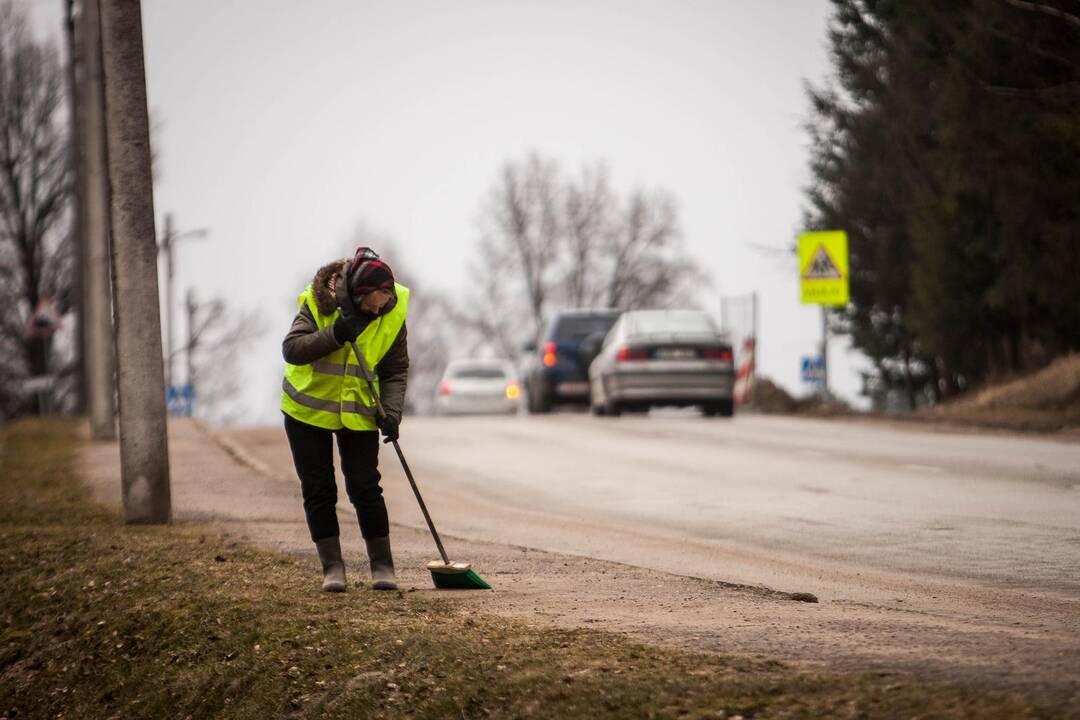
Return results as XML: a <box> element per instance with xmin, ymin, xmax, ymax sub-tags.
<box><xmin>383</xmin><ymin>412</ymin><xmax>1080</xmax><ymax>599</ymax></box>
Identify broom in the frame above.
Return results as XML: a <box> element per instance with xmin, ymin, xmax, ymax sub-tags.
<box><xmin>349</xmin><ymin>340</ymin><xmax>491</xmax><ymax>590</ymax></box>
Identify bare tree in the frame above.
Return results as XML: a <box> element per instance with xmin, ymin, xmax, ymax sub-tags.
<box><xmin>602</xmin><ymin>189</ymin><xmax>700</xmax><ymax>309</ymax></box>
<box><xmin>464</xmin><ymin>153</ymin><xmax>707</xmax><ymax>356</ymax></box>
<box><xmin>460</xmin><ymin>252</ymin><xmax>520</xmax><ymax>360</ymax></box>
<box><xmin>562</xmin><ymin>163</ymin><xmax>615</xmax><ymax>308</ymax></box>
<box><xmin>476</xmin><ymin>153</ymin><xmax>562</xmax><ymax>343</ymax></box>
<box><xmin>562</xmin><ymin>165</ymin><xmax>701</xmax><ymax>310</ymax></box>
<box><xmin>183</xmin><ymin>289</ymin><xmax>263</xmax><ymax>425</ymax></box>
<box><xmin>0</xmin><ymin>2</ymin><xmax>76</xmax><ymax>418</ymax></box>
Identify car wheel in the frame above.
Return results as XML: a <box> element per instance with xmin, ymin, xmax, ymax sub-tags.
<box><xmin>601</xmin><ymin>378</ymin><xmax>621</xmax><ymax>416</ymax></box>
<box><xmin>589</xmin><ymin>379</ymin><xmax>606</xmax><ymax>416</ymax></box>
<box><xmin>703</xmin><ymin>401</ymin><xmax>734</xmax><ymax>418</ymax></box>
<box><xmin>530</xmin><ymin>385</ymin><xmax>551</xmax><ymax>414</ymax></box>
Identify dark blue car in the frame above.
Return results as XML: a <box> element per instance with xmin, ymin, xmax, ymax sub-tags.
<box><xmin>521</xmin><ymin>310</ymin><xmax>621</xmax><ymax>413</ymax></box>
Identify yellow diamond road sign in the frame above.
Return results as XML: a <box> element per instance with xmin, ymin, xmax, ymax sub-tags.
<box><xmin>799</xmin><ymin>230</ymin><xmax>849</xmax><ymax>306</ymax></box>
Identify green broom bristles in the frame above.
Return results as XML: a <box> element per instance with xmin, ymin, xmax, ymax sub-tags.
<box><xmin>431</xmin><ymin>568</ymin><xmax>491</xmax><ymax>589</ymax></box>
<box><xmin>428</xmin><ymin>562</ymin><xmax>492</xmax><ymax>589</ymax></box>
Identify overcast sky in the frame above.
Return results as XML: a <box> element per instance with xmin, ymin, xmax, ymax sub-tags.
<box><xmin>29</xmin><ymin>0</ymin><xmax>870</xmax><ymax>423</ymax></box>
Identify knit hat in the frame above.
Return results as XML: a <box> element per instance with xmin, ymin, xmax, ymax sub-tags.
<box><xmin>347</xmin><ymin>246</ymin><xmax>395</xmax><ymax>306</ymax></box>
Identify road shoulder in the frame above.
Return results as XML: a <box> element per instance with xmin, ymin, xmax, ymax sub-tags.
<box><xmin>5</xmin><ymin>418</ymin><xmax>1071</xmax><ymax>718</ymax></box>
<box><xmin>71</xmin><ymin>418</ymin><xmax>1080</xmax><ymax>711</ymax></box>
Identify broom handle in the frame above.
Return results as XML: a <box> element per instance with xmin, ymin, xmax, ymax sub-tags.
<box><xmin>350</xmin><ymin>341</ymin><xmax>451</xmax><ymax>565</ymax></box>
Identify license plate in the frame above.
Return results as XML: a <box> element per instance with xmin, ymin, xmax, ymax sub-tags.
<box><xmin>654</xmin><ymin>348</ymin><xmax>697</xmax><ymax>360</ymax></box>
<box><xmin>556</xmin><ymin>382</ymin><xmax>589</xmax><ymax>394</ymax></box>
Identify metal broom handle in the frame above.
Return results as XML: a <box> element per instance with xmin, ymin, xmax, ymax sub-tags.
<box><xmin>349</xmin><ymin>340</ymin><xmax>451</xmax><ymax>566</ymax></box>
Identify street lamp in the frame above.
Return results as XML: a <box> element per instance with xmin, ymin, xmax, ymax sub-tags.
<box><xmin>158</xmin><ymin>212</ymin><xmax>209</xmax><ymax>390</ymax></box>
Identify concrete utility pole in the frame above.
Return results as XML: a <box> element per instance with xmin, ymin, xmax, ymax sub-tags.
<box><xmin>99</xmin><ymin>0</ymin><xmax>170</xmax><ymax>523</ymax></box>
<box><xmin>161</xmin><ymin>213</ymin><xmax>175</xmax><ymax>389</ymax></box>
<box><xmin>63</xmin><ymin>0</ymin><xmax>86</xmax><ymax>414</ymax></box>
<box><xmin>80</xmin><ymin>0</ymin><xmax>117</xmax><ymax>440</ymax></box>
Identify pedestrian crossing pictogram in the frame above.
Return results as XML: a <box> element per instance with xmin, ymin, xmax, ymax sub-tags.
<box><xmin>802</xmin><ymin>244</ymin><xmax>843</xmax><ymax>280</ymax></box>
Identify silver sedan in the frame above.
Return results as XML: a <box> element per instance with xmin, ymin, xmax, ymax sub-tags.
<box><xmin>588</xmin><ymin>310</ymin><xmax>735</xmax><ymax>417</ymax></box>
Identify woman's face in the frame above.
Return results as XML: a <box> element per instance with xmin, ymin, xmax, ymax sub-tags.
<box><xmin>359</xmin><ymin>288</ymin><xmax>392</xmax><ymax>315</ymax></box>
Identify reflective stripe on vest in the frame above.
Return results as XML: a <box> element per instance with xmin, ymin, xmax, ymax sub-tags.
<box><xmin>280</xmin><ymin>282</ymin><xmax>408</xmax><ymax>431</ymax></box>
<box><xmin>311</xmin><ymin>361</ymin><xmax>376</xmax><ymax>381</ymax></box>
<box><xmin>281</xmin><ymin>377</ymin><xmax>378</xmax><ymax>416</ymax></box>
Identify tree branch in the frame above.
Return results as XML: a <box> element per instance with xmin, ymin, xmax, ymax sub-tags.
<box><xmin>1003</xmin><ymin>0</ymin><xmax>1080</xmax><ymax>30</ymax></box>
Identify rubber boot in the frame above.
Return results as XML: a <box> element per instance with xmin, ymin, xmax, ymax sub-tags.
<box><xmin>365</xmin><ymin>536</ymin><xmax>398</xmax><ymax>591</ymax></box>
<box><xmin>314</xmin><ymin>536</ymin><xmax>347</xmax><ymax>593</ymax></box>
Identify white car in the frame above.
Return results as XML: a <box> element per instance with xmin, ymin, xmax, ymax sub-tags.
<box><xmin>434</xmin><ymin>359</ymin><xmax>521</xmax><ymax>416</ymax></box>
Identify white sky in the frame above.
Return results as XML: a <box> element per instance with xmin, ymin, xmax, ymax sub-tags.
<box><xmin>29</xmin><ymin>0</ymin><xmax>871</xmax><ymax>423</ymax></box>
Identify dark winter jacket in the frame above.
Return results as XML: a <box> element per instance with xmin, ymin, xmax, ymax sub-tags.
<box><xmin>282</xmin><ymin>260</ymin><xmax>409</xmax><ymax>423</ymax></box>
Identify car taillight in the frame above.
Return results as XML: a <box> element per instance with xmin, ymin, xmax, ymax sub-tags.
<box><xmin>616</xmin><ymin>346</ymin><xmax>649</xmax><ymax>362</ymax></box>
<box><xmin>438</xmin><ymin>382</ymin><xmax>452</xmax><ymax>396</ymax></box>
<box><xmin>542</xmin><ymin>341</ymin><xmax>557</xmax><ymax>367</ymax></box>
<box><xmin>704</xmin><ymin>348</ymin><xmax>734</xmax><ymax>362</ymax></box>
<box><xmin>505</xmin><ymin>382</ymin><xmax>520</xmax><ymax>400</ymax></box>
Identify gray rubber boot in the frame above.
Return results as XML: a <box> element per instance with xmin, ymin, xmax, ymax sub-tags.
<box><xmin>314</xmin><ymin>536</ymin><xmax>347</xmax><ymax>593</ymax></box>
<box><xmin>365</xmin><ymin>536</ymin><xmax>398</xmax><ymax>591</ymax></box>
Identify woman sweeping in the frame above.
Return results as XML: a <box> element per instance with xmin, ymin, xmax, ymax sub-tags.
<box><xmin>280</xmin><ymin>246</ymin><xmax>408</xmax><ymax>591</ymax></box>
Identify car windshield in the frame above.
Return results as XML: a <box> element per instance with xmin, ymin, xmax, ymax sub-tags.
<box><xmin>553</xmin><ymin>315</ymin><xmax>618</xmax><ymax>342</ymax></box>
<box><xmin>450</xmin><ymin>365</ymin><xmax>506</xmax><ymax>380</ymax></box>
<box><xmin>626</xmin><ymin>311</ymin><xmax>716</xmax><ymax>336</ymax></box>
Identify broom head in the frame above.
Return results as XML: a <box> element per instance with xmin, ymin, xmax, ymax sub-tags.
<box><xmin>426</xmin><ymin>560</ymin><xmax>492</xmax><ymax>590</ymax></box>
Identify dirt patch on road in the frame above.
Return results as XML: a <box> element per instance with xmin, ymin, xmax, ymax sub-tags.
<box><xmin>748</xmin><ymin>377</ymin><xmax>850</xmax><ymax>417</ymax></box>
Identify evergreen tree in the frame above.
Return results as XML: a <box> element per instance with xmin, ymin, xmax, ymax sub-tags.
<box><xmin>805</xmin><ymin>0</ymin><xmax>1079</xmax><ymax>405</ymax></box>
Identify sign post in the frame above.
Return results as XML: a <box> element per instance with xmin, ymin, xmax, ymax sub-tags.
<box><xmin>798</xmin><ymin>230</ymin><xmax>849</xmax><ymax>396</ymax></box>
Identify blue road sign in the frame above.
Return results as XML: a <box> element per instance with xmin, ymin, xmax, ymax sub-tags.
<box><xmin>801</xmin><ymin>356</ymin><xmax>825</xmax><ymax>385</ymax></box>
<box><xmin>167</xmin><ymin>383</ymin><xmax>194</xmax><ymax>417</ymax></box>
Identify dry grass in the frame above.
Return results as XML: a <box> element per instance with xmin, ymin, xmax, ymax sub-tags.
<box><xmin>0</xmin><ymin>419</ymin><xmax>1068</xmax><ymax>719</ymax></box>
<box><xmin>926</xmin><ymin>354</ymin><xmax>1080</xmax><ymax>432</ymax></box>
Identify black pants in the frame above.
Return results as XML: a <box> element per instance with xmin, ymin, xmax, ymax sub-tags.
<box><xmin>283</xmin><ymin>413</ymin><xmax>388</xmax><ymax>542</ymax></box>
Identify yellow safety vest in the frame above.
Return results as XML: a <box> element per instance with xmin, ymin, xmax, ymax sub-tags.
<box><xmin>280</xmin><ymin>282</ymin><xmax>409</xmax><ymax>431</ymax></box>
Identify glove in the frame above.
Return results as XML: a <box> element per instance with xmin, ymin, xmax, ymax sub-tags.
<box><xmin>332</xmin><ymin>315</ymin><xmax>364</xmax><ymax>345</ymax></box>
<box><xmin>376</xmin><ymin>414</ymin><xmax>399</xmax><ymax>444</ymax></box>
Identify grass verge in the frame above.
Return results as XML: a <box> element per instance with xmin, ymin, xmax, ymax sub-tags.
<box><xmin>0</xmin><ymin>419</ymin><xmax>1066</xmax><ymax>719</ymax></box>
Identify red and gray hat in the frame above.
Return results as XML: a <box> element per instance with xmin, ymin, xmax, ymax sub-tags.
<box><xmin>347</xmin><ymin>246</ymin><xmax>395</xmax><ymax>306</ymax></box>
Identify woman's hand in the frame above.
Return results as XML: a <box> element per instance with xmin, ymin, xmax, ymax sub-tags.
<box><xmin>332</xmin><ymin>315</ymin><xmax>364</xmax><ymax>344</ymax></box>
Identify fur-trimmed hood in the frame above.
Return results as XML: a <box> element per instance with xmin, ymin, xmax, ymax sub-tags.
<box><xmin>311</xmin><ymin>259</ymin><xmax>349</xmax><ymax>316</ymax></box>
